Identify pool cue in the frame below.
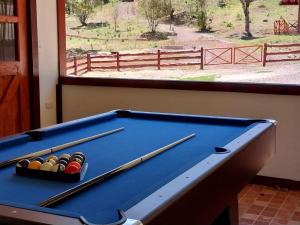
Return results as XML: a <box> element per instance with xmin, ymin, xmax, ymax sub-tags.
<box><xmin>0</xmin><ymin>127</ymin><xmax>124</xmax><ymax>169</ymax></box>
<box><xmin>38</xmin><ymin>133</ymin><xmax>196</xmax><ymax>207</ymax></box>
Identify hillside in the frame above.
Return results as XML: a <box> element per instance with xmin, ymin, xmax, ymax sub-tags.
<box><xmin>66</xmin><ymin>0</ymin><xmax>299</xmax><ymax>53</ymax></box>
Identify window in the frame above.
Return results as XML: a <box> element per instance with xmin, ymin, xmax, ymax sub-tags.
<box><xmin>60</xmin><ymin>0</ymin><xmax>300</xmax><ymax>89</ymax></box>
<box><xmin>0</xmin><ymin>0</ymin><xmax>16</xmax><ymax>16</ymax></box>
<box><xmin>0</xmin><ymin>0</ymin><xmax>17</xmax><ymax>61</ymax></box>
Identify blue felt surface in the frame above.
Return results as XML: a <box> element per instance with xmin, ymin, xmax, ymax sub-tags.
<box><xmin>0</xmin><ymin>111</ymin><xmax>258</xmax><ymax>224</ymax></box>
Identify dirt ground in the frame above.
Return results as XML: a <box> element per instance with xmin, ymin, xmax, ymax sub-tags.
<box><xmin>82</xmin><ymin>62</ymin><xmax>300</xmax><ymax>84</ymax></box>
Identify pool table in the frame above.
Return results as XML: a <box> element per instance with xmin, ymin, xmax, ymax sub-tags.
<box><xmin>0</xmin><ymin>110</ymin><xmax>276</xmax><ymax>225</ymax></box>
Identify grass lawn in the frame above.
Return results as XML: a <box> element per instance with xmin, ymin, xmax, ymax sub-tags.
<box><xmin>179</xmin><ymin>74</ymin><xmax>219</xmax><ymax>82</ymax></box>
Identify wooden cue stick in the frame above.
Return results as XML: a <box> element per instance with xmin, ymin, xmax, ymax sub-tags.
<box><xmin>38</xmin><ymin>133</ymin><xmax>196</xmax><ymax>207</ymax></box>
<box><xmin>0</xmin><ymin>127</ymin><xmax>124</xmax><ymax>169</ymax></box>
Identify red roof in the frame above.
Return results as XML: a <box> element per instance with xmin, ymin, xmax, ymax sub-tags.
<box><xmin>280</xmin><ymin>0</ymin><xmax>299</xmax><ymax>5</ymax></box>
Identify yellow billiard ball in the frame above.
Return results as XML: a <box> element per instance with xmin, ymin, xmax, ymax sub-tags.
<box><xmin>45</xmin><ymin>158</ymin><xmax>56</xmax><ymax>166</ymax></box>
<box><xmin>46</xmin><ymin>155</ymin><xmax>58</xmax><ymax>162</ymax></box>
<box><xmin>40</xmin><ymin>162</ymin><xmax>53</xmax><ymax>171</ymax></box>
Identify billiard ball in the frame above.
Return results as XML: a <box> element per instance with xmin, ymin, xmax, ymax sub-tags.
<box><xmin>67</xmin><ymin>161</ymin><xmax>81</xmax><ymax>170</ymax></box>
<box><xmin>46</xmin><ymin>155</ymin><xmax>58</xmax><ymax>162</ymax></box>
<box><xmin>51</xmin><ymin>163</ymin><xmax>65</xmax><ymax>173</ymax></box>
<box><xmin>64</xmin><ymin>164</ymin><xmax>80</xmax><ymax>174</ymax></box>
<box><xmin>58</xmin><ymin>159</ymin><xmax>68</xmax><ymax>167</ymax></box>
<box><xmin>16</xmin><ymin>159</ymin><xmax>30</xmax><ymax>168</ymax></box>
<box><xmin>59</xmin><ymin>154</ymin><xmax>71</xmax><ymax>160</ymax></box>
<box><xmin>27</xmin><ymin>161</ymin><xmax>42</xmax><ymax>170</ymax></box>
<box><xmin>70</xmin><ymin>155</ymin><xmax>84</xmax><ymax>165</ymax></box>
<box><xmin>33</xmin><ymin>157</ymin><xmax>44</xmax><ymax>164</ymax></box>
<box><xmin>72</xmin><ymin>152</ymin><xmax>85</xmax><ymax>160</ymax></box>
<box><xmin>59</xmin><ymin>157</ymin><xmax>69</xmax><ymax>163</ymax></box>
<box><xmin>45</xmin><ymin>158</ymin><xmax>56</xmax><ymax>166</ymax></box>
<box><xmin>40</xmin><ymin>162</ymin><xmax>53</xmax><ymax>171</ymax></box>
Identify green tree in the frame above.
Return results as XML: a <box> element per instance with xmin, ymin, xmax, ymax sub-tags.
<box><xmin>189</xmin><ymin>0</ymin><xmax>211</xmax><ymax>32</ymax></box>
<box><xmin>239</xmin><ymin>0</ymin><xmax>255</xmax><ymax>38</ymax></box>
<box><xmin>138</xmin><ymin>0</ymin><xmax>171</xmax><ymax>33</ymax></box>
<box><xmin>65</xmin><ymin>0</ymin><xmax>75</xmax><ymax>15</ymax></box>
<box><xmin>69</xmin><ymin>0</ymin><xmax>103</xmax><ymax>26</ymax></box>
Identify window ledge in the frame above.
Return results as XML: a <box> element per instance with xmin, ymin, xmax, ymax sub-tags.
<box><xmin>60</xmin><ymin>76</ymin><xmax>300</xmax><ymax>96</ymax></box>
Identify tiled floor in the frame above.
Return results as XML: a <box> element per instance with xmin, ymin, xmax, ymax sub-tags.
<box><xmin>238</xmin><ymin>184</ymin><xmax>300</xmax><ymax>225</ymax></box>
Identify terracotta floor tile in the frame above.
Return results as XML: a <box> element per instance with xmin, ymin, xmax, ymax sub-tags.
<box><xmin>242</xmin><ymin>213</ymin><xmax>260</xmax><ymax>220</ymax></box>
<box><xmin>253</xmin><ymin>220</ymin><xmax>270</xmax><ymax>225</ymax></box>
<box><xmin>239</xmin><ymin>218</ymin><xmax>254</xmax><ymax>225</ymax></box>
<box><xmin>287</xmin><ymin>221</ymin><xmax>300</xmax><ymax>225</ymax></box>
<box><xmin>291</xmin><ymin>212</ymin><xmax>300</xmax><ymax>222</ymax></box>
<box><xmin>269</xmin><ymin>203</ymin><xmax>282</xmax><ymax>208</ymax></box>
<box><xmin>257</xmin><ymin>216</ymin><xmax>273</xmax><ymax>223</ymax></box>
<box><xmin>248</xmin><ymin>208</ymin><xmax>263</xmax><ymax>215</ymax></box>
<box><xmin>261</xmin><ymin>208</ymin><xmax>278</xmax><ymax>217</ymax></box>
<box><xmin>272</xmin><ymin>218</ymin><xmax>289</xmax><ymax>224</ymax></box>
<box><xmin>239</xmin><ymin>185</ymin><xmax>300</xmax><ymax>225</ymax></box>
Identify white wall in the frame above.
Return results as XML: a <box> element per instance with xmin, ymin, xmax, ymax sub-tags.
<box><xmin>36</xmin><ymin>0</ymin><xmax>58</xmax><ymax>127</ymax></box>
<box><xmin>62</xmin><ymin>85</ymin><xmax>300</xmax><ymax>181</ymax></box>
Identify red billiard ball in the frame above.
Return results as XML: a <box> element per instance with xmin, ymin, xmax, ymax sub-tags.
<box><xmin>64</xmin><ymin>164</ymin><xmax>80</xmax><ymax>174</ymax></box>
<box><xmin>67</xmin><ymin>161</ymin><xmax>81</xmax><ymax>169</ymax></box>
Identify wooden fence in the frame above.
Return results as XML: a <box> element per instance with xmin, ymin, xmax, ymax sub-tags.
<box><xmin>204</xmin><ymin>47</ymin><xmax>233</xmax><ymax>65</ymax></box>
<box><xmin>67</xmin><ymin>49</ymin><xmax>204</xmax><ymax>75</ymax></box>
<box><xmin>66</xmin><ymin>43</ymin><xmax>300</xmax><ymax>75</ymax></box>
<box><xmin>263</xmin><ymin>43</ymin><xmax>300</xmax><ymax>66</ymax></box>
<box><xmin>234</xmin><ymin>45</ymin><xmax>263</xmax><ymax>64</ymax></box>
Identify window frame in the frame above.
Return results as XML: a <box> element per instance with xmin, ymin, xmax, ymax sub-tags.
<box><xmin>57</xmin><ymin>0</ymin><xmax>300</xmax><ymax>96</ymax></box>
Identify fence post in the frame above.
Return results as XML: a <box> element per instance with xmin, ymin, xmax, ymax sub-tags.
<box><xmin>157</xmin><ymin>50</ymin><xmax>161</xmax><ymax>70</ymax></box>
<box><xmin>232</xmin><ymin>47</ymin><xmax>235</xmax><ymax>64</ymax></box>
<box><xmin>87</xmin><ymin>54</ymin><xmax>91</xmax><ymax>71</ymax></box>
<box><xmin>263</xmin><ymin>43</ymin><xmax>267</xmax><ymax>67</ymax></box>
<box><xmin>200</xmin><ymin>47</ymin><xmax>204</xmax><ymax>70</ymax></box>
<box><xmin>74</xmin><ymin>56</ymin><xmax>78</xmax><ymax>75</ymax></box>
<box><xmin>116</xmin><ymin>52</ymin><xmax>120</xmax><ymax>71</ymax></box>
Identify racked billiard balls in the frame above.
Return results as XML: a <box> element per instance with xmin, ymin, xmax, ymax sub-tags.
<box><xmin>45</xmin><ymin>158</ymin><xmax>56</xmax><ymax>166</ymax></box>
<box><xmin>68</xmin><ymin>161</ymin><xmax>81</xmax><ymax>170</ymax></box>
<box><xmin>33</xmin><ymin>157</ymin><xmax>44</xmax><ymax>164</ymax></box>
<box><xmin>72</xmin><ymin>152</ymin><xmax>85</xmax><ymax>160</ymax></box>
<box><xmin>64</xmin><ymin>164</ymin><xmax>80</xmax><ymax>174</ymax></box>
<box><xmin>70</xmin><ymin>155</ymin><xmax>84</xmax><ymax>165</ymax></box>
<box><xmin>46</xmin><ymin>155</ymin><xmax>58</xmax><ymax>162</ymax></box>
<box><xmin>59</xmin><ymin>157</ymin><xmax>69</xmax><ymax>163</ymax></box>
<box><xmin>16</xmin><ymin>159</ymin><xmax>30</xmax><ymax>168</ymax></box>
<box><xmin>27</xmin><ymin>160</ymin><xmax>42</xmax><ymax>170</ymax></box>
<box><xmin>59</xmin><ymin>154</ymin><xmax>71</xmax><ymax>160</ymax></box>
<box><xmin>51</xmin><ymin>163</ymin><xmax>65</xmax><ymax>173</ymax></box>
<box><xmin>40</xmin><ymin>162</ymin><xmax>53</xmax><ymax>171</ymax></box>
<box><xmin>58</xmin><ymin>159</ymin><xmax>68</xmax><ymax>167</ymax></box>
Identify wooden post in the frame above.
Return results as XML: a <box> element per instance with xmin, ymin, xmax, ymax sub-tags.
<box><xmin>263</xmin><ymin>43</ymin><xmax>267</xmax><ymax>67</ymax></box>
<box><xmin>298</xmin><ymin>0</ymin><xmax>300</xmax><ymax>33</ymax></box>
<box><xmin>200</xmin><ymin>47</ymin><xmax>204</xmax><ymax>70</ymax></box>
<box><xmin>87</xmin><ymin>54</ymin><xmax>91</xmax><ymax>72</ymax></box>
<box><xmin>74</xmin><ymin>56</ymin><xmax>78</xmax><ymax>75</ymax></box>
<box><xmin>157</xmin><ymin>50</ymin><xmax>161</xmax><ymax>70</ymax></box>
<box><xmin>233</xmin><ymin>47</ymin><xmax>236</xmax><ymax>64</ymax></box>
<box><xmin>116</xmin><ymin>52</ymin><xmax>120</xmax><ymax>71</ymax></box>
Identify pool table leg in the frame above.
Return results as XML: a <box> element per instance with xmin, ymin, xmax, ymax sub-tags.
<box><xmin>211</xmin><ymin>197</ymin><xmax>239</xmax><ymax>225</ymax></box>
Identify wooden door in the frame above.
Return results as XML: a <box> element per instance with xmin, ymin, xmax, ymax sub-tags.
<box><xmin>0</xmin><ymin>0</ymin><xmax>30</xmax><ymax>137</ymax></box>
